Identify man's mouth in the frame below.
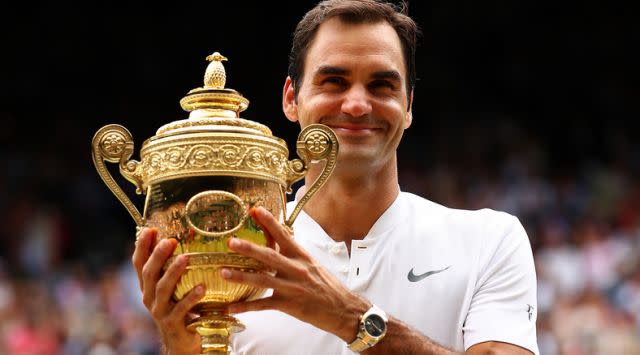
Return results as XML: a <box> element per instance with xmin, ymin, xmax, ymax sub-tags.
<box><xmin>326</xmin><ymin>124</ymin><xmax>379</xmax><ymax>136</ymax></box>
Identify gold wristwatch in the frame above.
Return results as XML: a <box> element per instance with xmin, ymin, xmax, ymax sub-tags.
<box><xmin>347</xmin><ymin>304</ymin><xmax>388</xmax><ymax>352</ymax></box>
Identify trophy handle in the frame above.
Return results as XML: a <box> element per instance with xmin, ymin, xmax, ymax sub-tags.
<box><xmin>185</xmin><ymin>190</ymin><xmax>249</xmax><ymax>237</ymax></box>
<box><xmin>91</xmin><ymin>124</ymin><xmax>144</xmax><ymax>226</ymax></box>
<box><xmin>285</xmin><ymin>124</ymin><xmax>339</xmax><ymax>227</ymax></box>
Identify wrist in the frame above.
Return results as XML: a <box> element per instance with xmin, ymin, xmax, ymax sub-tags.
<box><xmin>336</xmin><ymin>294</ymin><xmax>371</xmax><ymax>343</ymax></box>
<box><xmin>160</xmin><ymin>334</ymin><xmax>201</xmax><ymax>355</ymax></box>
<box><xmin>162</xmin><ymin>346</ymin><xmax>200</xmax><ymax>355</ymax></box>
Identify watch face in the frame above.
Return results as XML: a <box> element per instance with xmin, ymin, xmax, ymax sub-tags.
<box><xmin>364</xmin><ymin>314</ymin><xmax>386</xmax><ymax>337</ymax></box>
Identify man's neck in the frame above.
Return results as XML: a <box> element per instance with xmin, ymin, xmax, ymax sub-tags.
<box><xmin>300</xmin><ymin>159</ymin><xmax>400</xmax><ymax>251</ymax></box>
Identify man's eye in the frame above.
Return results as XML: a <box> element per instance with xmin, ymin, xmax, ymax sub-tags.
<box><xmin>322</xmin><ymin>77</ymin><xmax>346</xmax><ymax>86</ymax></box>
<box><xmin>369</xmin><ymin>80</ymin><xmax>395</xmax><ymax>90</ymax></box>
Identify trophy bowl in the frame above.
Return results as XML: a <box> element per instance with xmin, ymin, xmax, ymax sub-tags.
<box><xmin>91</xmin><ymin>52</ymin><xmax>338</xmax><ymax>354</ymax></box>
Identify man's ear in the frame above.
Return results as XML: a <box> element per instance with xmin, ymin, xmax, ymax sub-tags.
<box><xmin>283</xmin><ymin>76</ymin><xmax>298</xmax><ymax>122</ymax></box>
<box><xmin>404</xmin><ymin>89</ymin><xmax>414</xmax><ymax>128</ymax></box>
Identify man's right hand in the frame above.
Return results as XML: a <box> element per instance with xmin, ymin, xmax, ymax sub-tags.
<box><xmin>132</xmin><ymin>227</ymin><xmax>204</xmax><ymax>355</ymax></box>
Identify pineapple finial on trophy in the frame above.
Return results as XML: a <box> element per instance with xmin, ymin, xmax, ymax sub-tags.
<box><xmin>204</xmin><ymin>52</ymin><xmax>228</xmax><ymax>89</ymax></box>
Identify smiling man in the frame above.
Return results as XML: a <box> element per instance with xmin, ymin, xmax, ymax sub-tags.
<box><xmin>132</xmin><ymin>1</ymin><xmax>539</xmax><ymax>354</ymax></box>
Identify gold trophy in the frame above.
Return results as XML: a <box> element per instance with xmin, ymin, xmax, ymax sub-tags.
<box><xmin>91</xmin><ymin>52</ymin><xmax>338</xmax><ymax>354</ymax></box>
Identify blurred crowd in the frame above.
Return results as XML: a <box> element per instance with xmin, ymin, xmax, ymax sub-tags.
<box><xmin>1</xmin><ymin>117</ymin><xmax>638</xmax><ymax>354</ymax></box>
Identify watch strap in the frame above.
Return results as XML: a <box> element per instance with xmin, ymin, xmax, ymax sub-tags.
<box><xmin>348</xmin><ymin>337</ymin><xmax>372</xmax><ymax>352</ymax></box>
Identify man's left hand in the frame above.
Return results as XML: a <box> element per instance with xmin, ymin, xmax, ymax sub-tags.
<box><xmin>220</xmin><ymin>206</ymin><xmax>368</xmax><ymax>343</ymax></box>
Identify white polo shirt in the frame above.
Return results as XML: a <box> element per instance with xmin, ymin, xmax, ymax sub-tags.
<box><xmin>232</xmin><ymin>192</ymin><xmax>539</xmax><ymax>354</ymax></box>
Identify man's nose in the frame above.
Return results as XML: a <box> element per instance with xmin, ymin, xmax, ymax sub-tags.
<box><xmin>341</xmin><ymin>85</ymin><xmax>372</xmax><ymax>118</ymax></box>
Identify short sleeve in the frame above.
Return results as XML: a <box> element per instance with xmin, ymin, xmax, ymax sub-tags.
<box><xmin>463</xmin><ymin>214</ymin><xmax>539</xmax><ymax>354</ymax></box>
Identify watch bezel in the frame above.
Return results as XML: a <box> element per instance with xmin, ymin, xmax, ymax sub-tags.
<box><xmin>364</xmin><ymin>313</ymin><xmax>386</xmax><ymax>337</ymax></box>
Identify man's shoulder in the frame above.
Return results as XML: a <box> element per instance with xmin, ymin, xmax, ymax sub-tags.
<box><xmin>401</xmin><ymin>191</ymin><xmax>516</xmax><ymax>224</ymax></box>
<box><xmin>401</xmin><ymin>191</ymin><xmax>521</xmax><ymax>241</ymax></box>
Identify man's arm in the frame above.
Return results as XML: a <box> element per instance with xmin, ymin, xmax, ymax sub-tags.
<box><xmin>367</xmin><ymin>318</ymin><xmax>533</xmax><ymax>354</ymax></box>
<box><xmin>466</xmin><ymin>342</ymin><xmax>533</xmax><ymax>355</ymax></box>
<box><xmin>222</xmin><ymin>207</ymin><xmax>533</xmax><ymax>355</ymax></box>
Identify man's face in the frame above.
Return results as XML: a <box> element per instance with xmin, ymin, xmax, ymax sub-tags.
<box><xmin>283</xmin><ymin>18</ymin><xmax>412</xmax><ymax>173</ymax></box>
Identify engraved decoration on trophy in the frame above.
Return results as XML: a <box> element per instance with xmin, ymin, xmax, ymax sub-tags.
<box><xmin>91</xmin><ymin>52</ymin><xmax>338</xmax><ymax>354</ymax></box>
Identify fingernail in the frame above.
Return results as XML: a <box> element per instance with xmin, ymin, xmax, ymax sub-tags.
<box><xmin>164</xmin><ymin>239</ymin><xmax>177</xmax><ymax>251</ymax></box>
<box><xmin>194</xmin><ymin>285</ymin><xmax>204</xmax><ymax>295</ymax></box>
<box><xmin>221</xmin><ymin>268</ymin><xmax>232</xmax><ymax>279</ymax></box>
<box><xmin>176</xmin><ymin>255</ymin><xmax>187</xmax><ymax>266</ymax></box>
<box><xmin>142</xmin><ymin>227</ymin><xmax>156</xmax><ymax>238</ymax></box>
<box><xmin>229</xmin><ymin>238</ymin><xmax>241</xmax><ymax>248</ymax></box>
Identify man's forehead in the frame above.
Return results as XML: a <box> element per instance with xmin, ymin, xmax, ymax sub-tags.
<box><xmin>303</xmin><ymin>19</ymin><xmax>405</xmax><ymax>77</ymax></box>
<box><xmin>311</xmin><ymin>18</ymin><xmax>402</xmax><ymax>51</ymax></box>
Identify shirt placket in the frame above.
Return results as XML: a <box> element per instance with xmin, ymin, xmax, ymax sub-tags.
<box><xmin>347</xmin><ymin>239</ymin><xmax>374</xmax><ymax>290</ymax></box>
<box><xmin>326</xmin><ymin>241</ymin><xmax>349</xmax><ymax>283</ymax></box>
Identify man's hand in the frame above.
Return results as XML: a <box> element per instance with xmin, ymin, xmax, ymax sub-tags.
<box><xmin>221</xmin><ymin>207</ymin><xmax>370</xmax><ymax>343</ymax></box>
<box><xmin>132</xmin><ymin>228</ymin><xmax>203</xmax><ymax>355</ymax></box>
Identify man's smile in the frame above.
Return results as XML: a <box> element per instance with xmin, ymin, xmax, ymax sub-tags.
<box><xmin>330</xmin><ymin>126</ymin><xmax>377</xmax><ymax>135</ymax></box>
<box><xmin>324</xmin><ymin>122</ymin><xmax>383</xmax><ymax>137</ymax></box>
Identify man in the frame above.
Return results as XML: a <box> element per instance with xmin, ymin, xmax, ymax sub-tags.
<box><xmin>132</xmin><ymin>0</ymin><xmax>539</xmax><ymax>354</ymax></box>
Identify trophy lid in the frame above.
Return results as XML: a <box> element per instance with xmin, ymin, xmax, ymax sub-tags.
<box><xmin>130</xmin><ymin>52</ymin><xmax>295</xmax><ymax>190</ymax></box>
<box><xmin>154</xmin><ymin>52</ymin><xmax>273</xmax><ymax>138</ymax></box>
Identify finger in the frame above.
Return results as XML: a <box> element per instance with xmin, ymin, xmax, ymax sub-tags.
<box><xmin>264</xmin><ymin>228</ymin><xmax>276</xmax><ymax>250</ymax></box>
<box><xmin>247</xmin><ymin>207</ymin><xmax>276</xmax><ymax>250</ymax></box>
<box><xmin>221</xmin><ymin>267</ymin><xmax>294</xmax><ymax>292</ymax></box>
<box><xmin>142</xmin><ymin>238</ymin><xmax>178</xmax><ymax>309</ymax></box>
<box><xmin>132</xmin><ymin>227</ymin><xmax>156</xmax><ymax>290</ymax></box>
<box><xmin>228</xmin><ymin>297</ymin><xmax>281</xmax><ymax>314</ymax></box>
<box><xmin>170</xmin><ymin>284</ymin><xmax>206</xmax><ymax>325</ymax></box>
<box><xmin>227</xmin><ymin>237</ymin><xmax>302</xmax><ymax>275</ymax></box>
<box><xmin>250</xmin><ymin>207</ymin><xmax>301</xmax><ymax>256</ymax></box>
<box><xmin>154</xmin><ymin>254</ymin><xmax>188</xmax><ymax>315</ymax></box>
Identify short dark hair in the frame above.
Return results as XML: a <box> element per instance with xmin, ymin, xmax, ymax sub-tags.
<box><xmin>288</xmin><ymin>0</ymin><xmax>419</xmax><ymax>98</ymax></box>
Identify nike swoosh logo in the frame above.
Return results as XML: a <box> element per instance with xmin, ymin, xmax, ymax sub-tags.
<box><xmin>407</xmin><ymin>266</ymin><xmax>451</xmax><ymax>282</ymax></box>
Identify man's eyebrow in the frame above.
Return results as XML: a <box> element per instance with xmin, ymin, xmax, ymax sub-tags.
<box><xmin>371</xmin><ymin>70</ymin><xmax>402</xmax><ymax>82</ymax></box>
<box><xmin>312</xmin><ymin>66</ymin><xmax>401</xmax><ymax>82</ymax></box>
<box><xmin>315</xmin><ymin>65</ymin><xmax>350</xmax><ymax>76</ymax></box>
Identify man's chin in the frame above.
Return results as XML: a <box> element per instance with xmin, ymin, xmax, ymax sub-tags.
<box><xmin>335</xmin><ymin>150</ymin><xmax>380</xmax><ymax>170</ymax></box>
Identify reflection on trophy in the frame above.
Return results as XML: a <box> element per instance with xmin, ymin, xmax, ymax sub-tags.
<box><xmin>91</xmin><ymin>52</ymin><xmax>338</xmax><ymax>354</ymax></box>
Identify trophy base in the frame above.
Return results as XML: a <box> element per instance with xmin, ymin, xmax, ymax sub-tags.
<box><xmin>188</xmin><ymin>308</ymin><xmax>245</xmax><ymax>354</ymax></box>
